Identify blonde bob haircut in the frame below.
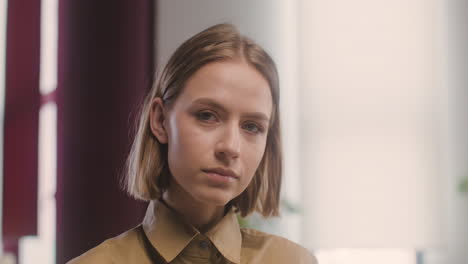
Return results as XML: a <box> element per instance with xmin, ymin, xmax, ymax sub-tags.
<box><xmin>124</xmin><ymin>23</ymin><xmax>282</xmax><ymax>217</ymax></box>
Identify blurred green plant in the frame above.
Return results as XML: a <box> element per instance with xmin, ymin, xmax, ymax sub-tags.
<box><xmin>459</xmin><ymin>177</ymin><xmax>468</xmax><ymax>194</ymax></box>
<box><xmin>237</xmin><ymin>215</ymin><xmax>250</xmax><ymax>228</ymax></box>
<box><xmin>280</xmin><ymin>198</ymin><xmax>302</xmax><ymax>214</ymax></box>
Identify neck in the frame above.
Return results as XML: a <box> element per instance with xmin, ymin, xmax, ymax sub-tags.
<box><xmin>162</xmin><ymin>183</ymin><xmax>225</xmax><ymax>233</ymax></box>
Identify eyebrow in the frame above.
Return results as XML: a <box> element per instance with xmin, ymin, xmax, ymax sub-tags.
<box><xmin>191</xmin><ymin>97</ymin><xmax>271</xmax><ymax>123</ymax></box>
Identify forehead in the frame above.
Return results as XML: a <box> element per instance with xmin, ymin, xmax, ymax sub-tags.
<box><xmin>175</xmin><ymin>60</ymin><xmax>273</xmax><ymax>115</ymax></box>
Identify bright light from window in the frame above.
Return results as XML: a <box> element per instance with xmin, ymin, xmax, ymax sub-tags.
<box><xmin>19</xmin><ymin>0</ymin><xmax>58</xmax><ymax>262</ymax></box>
<box><xmin>19</xmin><ymin>103</ymin><xmax>57</xmax><ymax>264</ymax></box>
<box><xmin>39</xmin><ymin>0</ymin><xmax>58</xmax><ymax>95</ymax></box>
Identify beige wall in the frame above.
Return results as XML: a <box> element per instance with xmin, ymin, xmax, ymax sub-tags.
<box><xmin>298</xmin><ymin>0</ymin><xmax>446</xmax><ymax>251</ymax></box>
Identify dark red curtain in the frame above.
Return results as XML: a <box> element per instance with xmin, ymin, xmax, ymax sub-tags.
<box><xmin>56</xmin><ymin>1</ymin><xmax>154</xmax><ymax>263</ymax></box>
<box><xmin>2</xmin><ymin>0</ymin><xmax>41</xmax><ymax>258</ymax></box>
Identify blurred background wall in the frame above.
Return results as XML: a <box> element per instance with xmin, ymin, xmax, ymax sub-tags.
<box><xmin>299</xmin><ymin>0</ymin><xmax>445</xmax><ymax>250</ymax></box>
<box><xmin>2</xmin><ymin>0</ymin><xmax>154</xmax><ymax>263</ymax></box>
<box><xmin>1</xmin><ymin>0</ymin><xmax>467</xmax><ymax>264</ymax></box>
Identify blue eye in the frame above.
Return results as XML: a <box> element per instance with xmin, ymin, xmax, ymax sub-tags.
<box><xmin>196</xmin><ymin>111</ymin><xmax>217</xmax><ymax>122</ymax></box>
<box><xmin>243</xmin><ymin>122</ymin><xmax>264</xmax><ymax>134</ymax></box>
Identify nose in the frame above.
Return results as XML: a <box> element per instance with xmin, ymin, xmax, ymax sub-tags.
<box><xmin>215</xmin><ymin>123</ymin><xmax>241</xmax><ymax>160</ymax></box>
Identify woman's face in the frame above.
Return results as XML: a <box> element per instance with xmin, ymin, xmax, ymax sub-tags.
<box><xmin>156</xmin><ymin>60</ymin><xmax>272</xmax><ymax>207</ymax></box>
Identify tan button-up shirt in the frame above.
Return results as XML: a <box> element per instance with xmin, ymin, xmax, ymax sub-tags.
<box><xmin>68</xmin><ymin>200</ymin><xmax>317</xmax><ymax>264</ymax></box>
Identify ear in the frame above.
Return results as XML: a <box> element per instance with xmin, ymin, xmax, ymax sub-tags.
<box><xmin>149</xmin><ymin>97</ymin><xmax>168</xmax><ymax>144</ymax></box>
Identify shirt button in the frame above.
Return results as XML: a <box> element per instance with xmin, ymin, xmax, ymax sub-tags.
<box><xmin>199</xmin><ymin>240</ymin><xmax>210</xmax><ymax>249</ymax></box>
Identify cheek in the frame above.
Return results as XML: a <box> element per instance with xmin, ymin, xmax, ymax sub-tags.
<box><xmin>165</xmin><ymin>115</ymin><xmax>189</xmax><ymax>175</ymax></box>
<box><xmin>166</xmin><ymin>115</ymin><xmax>209</xmax><ymax>169</ymax></box>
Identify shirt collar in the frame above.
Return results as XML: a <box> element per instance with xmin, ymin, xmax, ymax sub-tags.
<box><xmin>205</xmin><ymin>208</ymin><xmax>242</xmax><ymax>263</ymax></box>
<box><xmin>142</xmin><ymin>200</ymin><xmax>242</xmax><ymax>263</ymax></box>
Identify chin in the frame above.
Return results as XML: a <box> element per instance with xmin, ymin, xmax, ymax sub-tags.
<box><xmin>193</xmin><ymin>189</ymin><xmax>234</xmax><ymax>207</ymax></box>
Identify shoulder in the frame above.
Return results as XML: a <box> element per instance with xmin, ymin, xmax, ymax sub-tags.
<box><xmin>240</xmin><ymin>228</ymin><xmax>318</xmax><ymax>264</ymax></box>
<box><xmin>66</xmin><ymin>239</ymin><xmax>114</xmax><ymax>264</ymax></box>
<box><xmin>66</xmin><ymin>226</ymin><xmax>145</xmax><ymax>264</ymax></box>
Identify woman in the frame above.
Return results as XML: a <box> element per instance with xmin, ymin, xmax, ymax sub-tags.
<box><xmin>69</xmin><ymin>23</ymin><xmax>317</xmax><ymax>264</ymax></box>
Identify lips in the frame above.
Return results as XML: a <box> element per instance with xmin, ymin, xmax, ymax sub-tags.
<box><xmin>202</xmin><ymin>167</ymin><xmax>239</xmax><ymax>179</ymax></box>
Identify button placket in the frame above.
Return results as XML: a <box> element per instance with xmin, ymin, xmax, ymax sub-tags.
<box><xmin>199</xmin><ymin>240</ymin><xmax>210</xmax><ymax>249</ymax></box>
